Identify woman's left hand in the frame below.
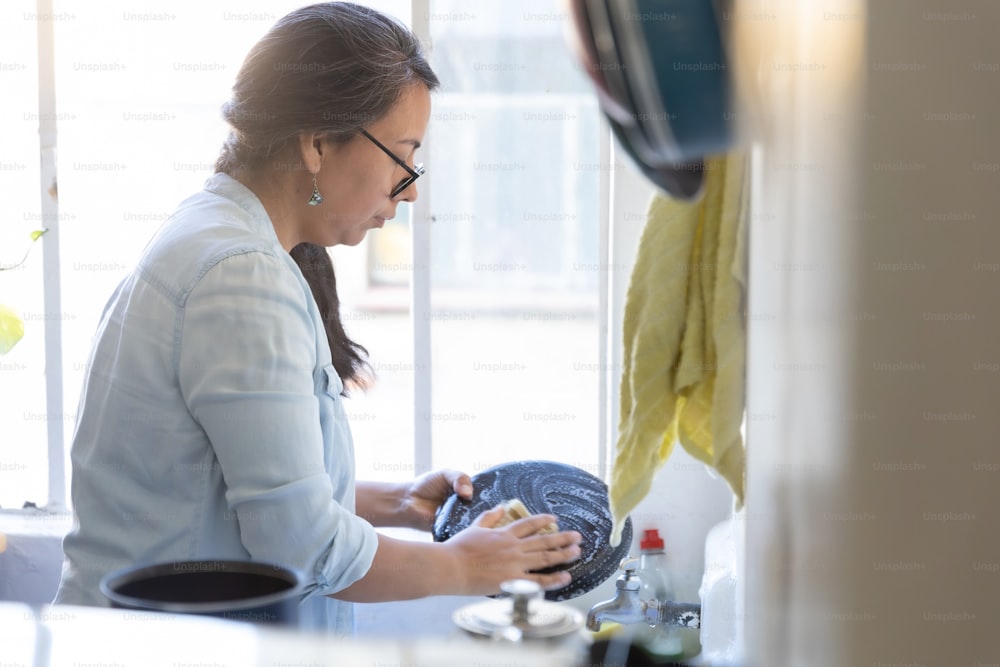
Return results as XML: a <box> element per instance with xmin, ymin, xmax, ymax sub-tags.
<box><xmin>399</xmin><ymin>468</ymin><xmax>473</xmax><ymax>531</ymax></box>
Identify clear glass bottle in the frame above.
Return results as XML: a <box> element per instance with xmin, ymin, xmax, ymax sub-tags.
<box><xmin>636</xmin><ymin>528</ymin><xmax>684</xmax><ymax>660</ymax></box>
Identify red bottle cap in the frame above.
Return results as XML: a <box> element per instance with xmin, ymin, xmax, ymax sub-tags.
<box><xmin>640</xmin><ymin>528</ymin><xmax>664</xmax><ymax>551</ymax></box>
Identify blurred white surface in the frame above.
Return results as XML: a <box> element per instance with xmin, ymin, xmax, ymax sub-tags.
<box><xmin>2</xmin><ymin>601</ymin><xmax>580</xmax><ymax>667</ymax></box>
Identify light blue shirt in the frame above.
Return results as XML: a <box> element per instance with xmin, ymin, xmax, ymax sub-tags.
<box><xmin>54</xmin><ymin>173</ymin><xmax>379</xmax><ymax>634</ymax></box>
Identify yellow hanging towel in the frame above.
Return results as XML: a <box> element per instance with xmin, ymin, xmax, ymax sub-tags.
<box><xmin>610</xmin><ymin>153</ymin><xmax>749</xmax><ymax>545</ymax></box>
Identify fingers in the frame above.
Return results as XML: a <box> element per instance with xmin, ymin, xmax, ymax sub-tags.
<box><xmin>529</xmin><ymin>535</ymin><xmax>582</xmax><ymax>568</ymax></box>
<box><xmin>450</xmin><ymin>515</ymin><xmax>582</xmax><ymax>596</ymax></box>
<box><xmin>537</xmin><ymin>530</ymin><xmax>582</xmax><ymax>553</ymax></box>
<box><xmin>511</xmin><ymin>522</ymin><xmax>582</xmax><ymax>571</ymax></box>
<box><xmin>501</xmin><ymin>515</ymin><xmax>582</xmax><ymax>562</ymax></box>
<box><xmin>430</xmin><ymin>468</ymin><xmax>473</xmax><ymax>498</ymax></box>
<box><xmin>527</xmin><ymin>570</ymin><xmax>573</xmax><ymax>592</ymax></box>
<box><xmin>478</xmin><ymin>512</ymin><xmax>582</xmax><ymax>557</ymax></box>
<box><xmin>450</xmin><ymin>471</ymin><xmax>474</xmax><ymax>499</ymax></box>
<box><xmin>516</xmin><ymin>538</ymin><xmax>580</xmax><ymax>591</ymax></box>
<box><xmin>507</xmin><ymin>513</ymin><xmax>563</xmax><ymax>539</ymax></box>
<box><xmin>497</xmin><ymin>538</ymin><xmax>579</xmax><ymax>593</ymax></box>
<box><xmin>472</xmin><ymin>505</ymin><xmax>506</xmax><ymax>529</ymax></box>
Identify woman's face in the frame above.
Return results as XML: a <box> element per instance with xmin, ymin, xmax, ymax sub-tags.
<box><xmin>304</xmin><ymin>83</ymin><xmax>431</xmax><ymax>247</ymax></box>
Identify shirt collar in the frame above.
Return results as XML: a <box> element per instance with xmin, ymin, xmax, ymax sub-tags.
<box><xmin>202</xmin><ymin>172</ymin><xmax>282</xmax><ymax>247</ymax></box>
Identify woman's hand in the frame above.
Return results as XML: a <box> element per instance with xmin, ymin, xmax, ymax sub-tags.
<box><xmin>332</xmin><ymin>512</ymin><xmax>582</xmax><ymax>602</ymax></box>
<box><xmin>334</xmin><ymin>501</ymin><xmax>582</xmax><ymax>602</ymax></box>
<box><xmin>444</xmin><ymin>506</ymin><xmax>583</xmax><ymax>595</ymax></box>
<box><xmin>397</xmin><ymin>468</ymin><xmax>473</xmax><ymax>531</ymax></box>
<box><xmin>356</xmin><ymin>469</ymin><xmax>471</xmax><ymax>529</ymax></box>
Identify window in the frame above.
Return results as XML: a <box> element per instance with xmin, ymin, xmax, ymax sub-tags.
<box><xmin>0</xmin><ymin>0</ymin><xmax>610</xmax><ymax>510</ymax></box>
<box><xmin>1</xmin><ymin>2</ymin><xmax>49</xmax><ymax>509</ymax></box>
<box><xmin>344</xmin><ymin>0</ymin><xmax>607</xmax><ymax>483</ymax></box>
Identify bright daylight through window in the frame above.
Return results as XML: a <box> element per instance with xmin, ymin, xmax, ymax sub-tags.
<box><xmin>0</xmin><ymin>0</ymin><xmax>606</xmax><ymax>510</ymax></box>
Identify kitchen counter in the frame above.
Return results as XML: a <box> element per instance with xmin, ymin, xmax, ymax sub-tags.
<box><xmin>3</xmin><ymin>601</ymin><xmax>581</xmax><ymax>667</ymax></box>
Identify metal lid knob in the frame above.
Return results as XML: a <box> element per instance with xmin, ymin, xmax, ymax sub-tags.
<box><xmin>453</xmin><ymin>578</ymin><xmax>584</xmax><ymax>641</ymax></box>
<box><xmin>500</xmin><ymin>579</ymin><xmax>542</xmax><ymax>624</ymax></box>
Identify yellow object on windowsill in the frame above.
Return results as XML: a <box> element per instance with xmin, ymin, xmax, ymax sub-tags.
<box><xmin>609</xmin><ymin>154</ymin><xmax>749</xmax><ymax>545</ymax></box>
<box><xmin>0</xmin><ymin>229</ymin><xmax>47</xmax><ymax>356</ymax></box>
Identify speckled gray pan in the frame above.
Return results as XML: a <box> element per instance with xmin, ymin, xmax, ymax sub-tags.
<box><xmin>432</xmin><ymin>460</ymin><xmax>633</xmax><ymax>601</ymax></box>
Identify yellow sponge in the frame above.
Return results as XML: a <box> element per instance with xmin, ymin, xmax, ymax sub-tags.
<box><xmin>590</xmin><ymin>620</ymin><xmax>625</xmax><ymax>643</ymax></box>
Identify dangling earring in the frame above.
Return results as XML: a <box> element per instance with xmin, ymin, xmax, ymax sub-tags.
<box><xmin>307</xmin><ymin>172</ymin><xmax>324</xmax><ymax>206</ymax></box>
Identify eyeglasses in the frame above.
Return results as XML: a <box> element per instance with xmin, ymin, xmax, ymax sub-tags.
<box><xmin>360</xmin><ymin>129</ymin><xmax>424</xmax><ymax>199</ymax></box>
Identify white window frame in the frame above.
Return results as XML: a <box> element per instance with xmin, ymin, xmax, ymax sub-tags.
<box><xmin>35</xmin><ymin>0</ymin><xmax>67</xmax><ymax>513</ymax></box>
<box><xmin>19</xmin><ymin>0</ymin><xmax>618</xmax><ymax>517</ymax></box>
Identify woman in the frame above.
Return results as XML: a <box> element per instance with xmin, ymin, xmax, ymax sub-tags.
<box><xmin>54</xmin><ymin>2</ymin><xmax>580</xmax><ymax>633</ymax></box>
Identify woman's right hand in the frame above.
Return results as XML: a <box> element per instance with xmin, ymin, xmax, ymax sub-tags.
<box><xmin>331</xmin><ymin>507</ymin><xmax>583</xmax><ymax>603</ymax></box>
<box><xmin>445</xmin><ymin>505</ymin><xmax>583</xmax><ymax>595</ymax></box>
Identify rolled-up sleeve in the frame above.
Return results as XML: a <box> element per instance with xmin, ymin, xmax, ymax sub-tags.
<box><xmin>177</xmin><ymin>249</ymin><xmax>377</xmax><ymax>596</ymax></box>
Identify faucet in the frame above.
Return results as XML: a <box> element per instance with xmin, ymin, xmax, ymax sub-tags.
<box><xmin>586</xmin><ymin>557</ymin><xmax>702</xmax><ymax>632</ymax></box>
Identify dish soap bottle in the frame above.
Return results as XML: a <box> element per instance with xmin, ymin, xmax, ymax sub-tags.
<box><xmin>636</xmin><ymin>528</ymin><xmax>684</xmax><ymax>660</ymax></box>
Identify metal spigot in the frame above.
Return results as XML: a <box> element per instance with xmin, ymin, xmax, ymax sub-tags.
<box><xmin>586</xmin><ymin>557</ymin><xmax>702</xmax><ymax>632</ymax></box>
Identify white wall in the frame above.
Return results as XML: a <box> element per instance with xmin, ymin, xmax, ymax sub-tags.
<box><xmin>739</xmin><ymin>0</ymin><xmax>1000</xmax><ymax>664</ymax></box>
<box><xmin>846</xmin><ymin>0</ymin><xmax>1000</xmax><ymax>661</ymax></box>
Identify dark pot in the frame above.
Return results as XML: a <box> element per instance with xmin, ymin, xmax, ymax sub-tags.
<box><xmin>100</xmin><ymin>559</ymin><xmax>303</xmax><ymax>626</ymax></box>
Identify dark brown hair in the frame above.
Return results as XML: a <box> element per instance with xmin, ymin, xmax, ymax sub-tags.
<box><xmin>291</xmin><ymin>243</ymin><xmax>372</xmax><ymax>393</ymax></box>
<box><xmin>215</xmin><ymin>1</ymin><xmax>439</xmax><ymax>174</ymax></box>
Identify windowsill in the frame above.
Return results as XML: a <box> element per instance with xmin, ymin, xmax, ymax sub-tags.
<box><xmin>0</xmin><ymin>508</ymin><xmax>72</xmax><ymax>604</ymax></box>
<box><xmin>0</xmin><ymin>507</ymin><xmax>73</xmax><ymax>538</ymax></box>
<box><xmin>0</xmin><ymin>516</ymin><xmax>434</xmax><ymax>548</ymax></box>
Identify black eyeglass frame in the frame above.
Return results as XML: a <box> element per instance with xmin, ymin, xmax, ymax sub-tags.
<box><xmin>360</xmin><ymin>129</ymin><xmax>424</xmax><ymax>199</ymax></box>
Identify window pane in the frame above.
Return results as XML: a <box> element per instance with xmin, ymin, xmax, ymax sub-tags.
<box><xmin>0</xmin><ymin>1</ymin><xmax>48</xmax><ymax>508</ymax></box>
<box><xmin>331</xmin><ymin>248</ymin><xmax>418</xmax><ymax>482</ymax></box>
<box><xmin>424</xmin><ymin>0</ymin><xmax>603</xmax><ymax>477</ymax></box>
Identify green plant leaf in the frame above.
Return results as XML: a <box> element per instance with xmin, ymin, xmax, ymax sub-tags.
<box><xmin>1</xmin><ymin>229</ymin><xmax>48</xmax><ymax>272</ymax></box>
<box><xmin>0</xmin><ymin>304</ymin><xmax>25</xmax><ymax>356</ymax></box>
